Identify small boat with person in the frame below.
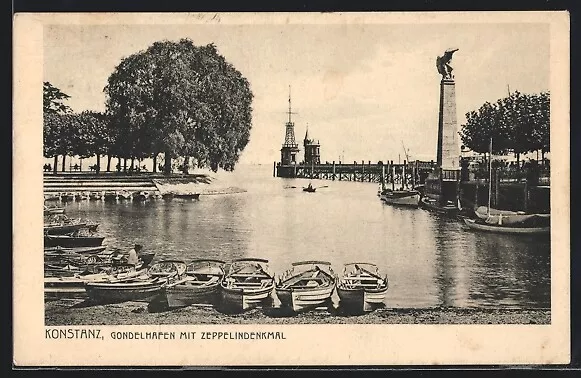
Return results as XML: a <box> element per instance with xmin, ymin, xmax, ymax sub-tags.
<box><xmin>220</xmin><ymin>258</ymin><xmax>275</xmax><ymax>312</ymax></box>
<box><xmin>302</xmin><ymin>183</ymin><xmax>316</xmax><ymax>193</ymax></box>
<box><xmin>84</xmin><ymin>260</ymin><xmax>187</xmax><ymax>304</ymax></box>
<box><xmin>336</xmin><ymin>263</ymin><xmax>389</xmax><ymax>313</ymax></box>
<box><xmin>163</xmin><ymin>259</ymin><xmax>226</xmax><ymax>308</ymax></box>
<box><xmin>275</xmin><ymin>261</ymin><xmax>336</xmax><ymax>312</ymax></box>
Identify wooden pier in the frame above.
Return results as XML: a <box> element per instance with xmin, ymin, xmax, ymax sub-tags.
<box><xmin>274</xmin><ymin>160</ymin><xmax>437</xmax><ymax>187</ymax></box>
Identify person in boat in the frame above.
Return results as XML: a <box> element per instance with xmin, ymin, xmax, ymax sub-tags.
<box><xmin>127</xmin><ymin>244</ymin><xmax>143</xmax><ymax>266</ymax></box>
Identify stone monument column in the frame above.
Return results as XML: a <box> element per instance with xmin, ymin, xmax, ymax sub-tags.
<box><xmin>437</xmin><ymin>78</ymin><xmax>460</xmax><ymax>170</ymax></box>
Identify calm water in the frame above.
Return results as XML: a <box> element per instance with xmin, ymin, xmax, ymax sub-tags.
<box><xmin>61</xmin><ymin>164</ymin><xmax>550</xmax><ymax>309</ymax></box>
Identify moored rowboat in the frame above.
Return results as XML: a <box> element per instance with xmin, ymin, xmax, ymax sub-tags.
<box><xmin>462</xmin><ymin>218</ymin><xmax>550</xmax><ymax>235</ymax></box>
<box><xmin>44</xmin><ymin>234</ymin><xmax>105</xmax><ymax>248</ymax></box>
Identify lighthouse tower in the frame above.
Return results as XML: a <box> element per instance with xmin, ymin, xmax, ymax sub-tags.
<box><xmin>303</xmin><ymin>124</ymin><xmax>321</xmax><ymax>165</ymax></box>
<box><xmin>280</xmin><ymin>86</ymin><xmax>300</xmax><ymax>165</ymax></box>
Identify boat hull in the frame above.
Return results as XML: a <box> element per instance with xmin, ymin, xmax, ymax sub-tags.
<box><xmin>220</xmin><ymin>285</ymin><xmax>274</xmax><ymax>312</ymax></box>
<box><xmin>463</xmin><ymin>218</ymin><xmax>550</xmax><ymax>235</ymax></box>
<box><xmin>419</xmin><ymin>197</ymin><xmax>459</xmax><ymax>215</ymax></box>
<box><xmin>85</xmin><ymin>281</ymin><xmax>162</xmax><ymax>303</ymax></box>
<box><xmin>277</xmin><ymin>285</ymin><xmax>335</xmax><ymax>312</ymax></box>
<box><xmin>44</xmin><ymin>223</ymin><xmax>87</xmax><ymax>235</ymax></box>
<box><xmin>337</xmin><ymin>286</ymin><xmax>388</xmax><ymax>312</ymax></box>
<box><xmin>44</xmin><ymin>235</ymin><xmax>105</xmax><ymax>248</ymax></box>
<box><xmin>164</xmin><ymin>284</ymin><xmax>220</xmax><ymax>308</ymax></box>
<box><xmin>381</xmin><ymin>193</ymin><xmax>420</xmax><ymax>207</ymax></box>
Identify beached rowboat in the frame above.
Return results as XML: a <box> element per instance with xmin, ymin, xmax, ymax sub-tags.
<box><xmin>276</xmin><ymin>261</ymin><xmax>336</xmax><ymax>312</ymax></box>
<box><xmin>336</xmin><ymin>263</ymin><xmax>389</xmax><ymax>313</ymax></box>
<box><xmin>163</xmin><ymin>259</ymin><xmax>226</xmax><ymax>308</ymax></box>
<box><xmin>220</xmin><ymin>258</ymin><xmax>275</xmax><ymax>312</ymax></box>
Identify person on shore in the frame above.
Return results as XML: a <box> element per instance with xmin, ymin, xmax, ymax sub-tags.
<box><xmin>127</xmin><ymin>244</ymin><xmax>143</xmax><ymax>265</ymax></box>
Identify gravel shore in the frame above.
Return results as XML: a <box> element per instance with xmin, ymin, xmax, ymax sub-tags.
<box><xmin>45</xmin><ymin>299</ymin><xmax>550</xmax><ymax>326</ymax></box>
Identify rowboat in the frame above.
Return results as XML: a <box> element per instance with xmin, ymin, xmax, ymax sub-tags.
<box><xmin>462</xmin><ymin>218</ymin><xmax>550</xmax><ymax>235</ymax></box>
<box><xmin>117</xmin><ymin>191</ymin><xmax>133</xmax><ymax>200</ymax></box>
<box><xmin>103</xmin><ymin>191</ymin><xmax>118</xmax><ymax>201</ymax></box>
<box><xmin>419</xmin><ymin>196</ymin><xmax>459</xmax><ymax>216</ymax></box>
<box><xmin>44</xmin><ymin>245</ymin><xmax>107</xmax><ymax>255</ymax></box>
<box><xmin>380</xmin><ymin>189</ymin><xmax>420</xmax><ymax>208</ymax></box>
<box><xmin>44</xmin><ymin>234</ymin><xmax>105</xmax><ymax>248</ymax></box>
<box><xmin>276</xmin><ymin>261</ymin><xmax>336</xmax><ymax>312</ymax></box>
<box><xmin>336</xmin><ymin>263</ymin><xmax>389</xmax><ymax>313</ymax></box>
<box><xmin>163</xmin><ymin>259</ymin><xmax>226</xmax><ymax>308</ymax></box>
<box><xmin>45</xmin><ymin>264</ymin><xmax>146</xmax><ymax>299</ymax></box>
<box><xmin>44</xmin><ymin>194</ymin><xmax>61</xmax><ymax>202</ymax></box>
<box><xmin>302</xmin><ymin>183</ymin><xmax>316</xmax><ymax>193</ymax></box>
<box><xmin>44</xmin><ymin>221</ymin><xmax>88</xmax><ymax>235</ymax></box>
<box><xmin>220</xmin><ymin>258</ymin><xmax>275</xmax><ymax>313</ymax></box>
<box><xmin>44</xmin><ymin>205</ymin><xmax>65</xmax><ymax>215</ymax></box>
<box><xmin>84</xmin><ymin>260</ymin><xmax>186</xmax><ymax>304</ymax></box>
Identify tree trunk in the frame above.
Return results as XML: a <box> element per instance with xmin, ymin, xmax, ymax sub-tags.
<box><xmin>183</xmin><ymin>156</ymin><xmax>190</xmax><ymax>174</ymax></box>
<box><xmin>61</xmin><ymin>155</ymin><xmax>66</xmax><ymax>172</ymax></box>
<box><xmin>541</xmin><ymin>149</ymin><xmax>545</xmax><ymax>166</ymax></box>
<box><xmin>153</xmin><ymin>155</ymin><xmax>157</xmax><ymax>173</ymax></box>
<box><xmin>131</xmin><ymin>157</ymin><xmax>135</xmax><ymax>172</ymax></box>
<box><xmin>164</xmin><ymin>150</ymin><xmax>172</xmax><ymax>175</ymax></box>
<box><xmin>123</xmin><ymin>158</ymin><xmax>127</xmax><ymax>172</ymax></box>
<box><xmin>53</xmin><ymin>155</ymin><xmax>58</xmax><ymax>174</ymax></box>
<box><xmin>96</xmin><ymin>154</ymin><xmax>101</xmax><ymax>174</ymax></box>
<box><xmin>106</xmin><ymin>154</ymin><xmax>112</xmax><ymax>172</ymax></box>
<box><xmin>516</xmin><ymin>152</ymin><xmax>520</xmax><ymax>170</ymax></box>
<box><xmin>117</xmin><ymin>157</ymin><xmax>121</xmax><ymax>172</ymax></box>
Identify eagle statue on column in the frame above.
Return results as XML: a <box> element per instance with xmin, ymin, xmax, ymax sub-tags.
<box><xmin>436</xmin><ymin>48</ymin><xmax>459</xmax><ymax>80</ymax></box>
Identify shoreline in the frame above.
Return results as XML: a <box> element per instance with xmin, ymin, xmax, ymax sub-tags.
<box><xmin>45</xmin><ymin>299</ymin><xmax>550</xmax><ymax>326</ymax></box>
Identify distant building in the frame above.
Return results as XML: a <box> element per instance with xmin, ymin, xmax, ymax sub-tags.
<box><xmin>303</xmin><ymin>125</ymin><xmax>320</xmax><ymax>165</ymax></box>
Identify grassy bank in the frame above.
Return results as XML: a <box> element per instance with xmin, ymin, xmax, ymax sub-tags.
<box><xmin>45</xmin><ymin>299</ymin><xmax>550</xmax><ymax>325</ymax></box>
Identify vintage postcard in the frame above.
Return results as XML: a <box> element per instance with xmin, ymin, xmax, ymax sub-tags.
<box><xmin>13</xmin><ymin>11</ymin><xmax>570</xmax><ymax>366</ymax></box>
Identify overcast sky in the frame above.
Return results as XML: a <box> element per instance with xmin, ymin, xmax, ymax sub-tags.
<box><xmin>44</xmin><ymin>20</ymin><xmax>549</xmax><ymax>164</ymax></box>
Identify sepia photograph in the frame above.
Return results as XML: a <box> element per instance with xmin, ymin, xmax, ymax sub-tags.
<box><xmin>13</xmin><ymin>11</ymin><xmax>570</xmax><ymax>366</ymax></box>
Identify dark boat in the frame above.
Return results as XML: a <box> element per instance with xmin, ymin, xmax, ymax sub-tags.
<box><xmin>44</xmin><ymin>245</ymin><xmax>107</xmax><ymax>255</ymax></box>
<box><xmin>173</xmin><ymin>193</ymin><xmax>200</xmax><ymax>200</ymax></box>
<box><xmin>419</xmin><ymin>196</ymin><xmax>459</xmax><ymax>216</ymax></box>
<box><xmin>163</xmin><ymin>259</ymin><xmax>226</xmax><ymax>308</ymax></box>
<box><xmin>220</xmin><ymin>258</ymin><xmax>275</xmax><ymax>313</ymax></box>
<box><xmin>133</xmin><ymin>191</ymin><xmax>150</xmax><ymax>202</ymax></box>
<box><xmin>60</xmin><ymin>193</ymin><xmax>75</xmax><ymax>202</ymax></box>
<box><xmin>276</xmin><ymin>261</ymin><xmax>336</xmax><ymax>312</ymax></box>
<box><xmin>44</xmin><ymin>234</ymin><xmax>105</xmax><ymax>248</ymax></box>
<box><xmin>302</xmin><ymin>183</ymin><xmax>316</xmax><ymax>193</ymax></box>
<box><xmin>84</xmin><ymin>260</ymin><xmax>186</xmax><ymax>304</ymax></box>
<box><xmin>103</xmin><ymin>191</ymin><xmax>118</xmax><ymax>202</ymax></box>
<box><xmin>336</xmin><ymin>263</ymin><xmax>388</xmax><ymax>313</ymax></box>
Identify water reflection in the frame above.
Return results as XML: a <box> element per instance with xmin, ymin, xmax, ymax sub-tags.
<box><xmin>59</xmin><ymin>165</ymin><xmax>550</xmax><ymax>309</ymax></box>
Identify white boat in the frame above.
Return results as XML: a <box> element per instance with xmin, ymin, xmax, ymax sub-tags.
<box><xmin>462</xmin><ymin>218</ymin><xmax>550</xmax><ymax>235</ymax></box>
<box><xmin>276</xmin><ymin>261</ymin><xmax>336</xmax><ymax>312</ymax></box>
<box><xmin>336</xmin><ymin>263</ymin><xmax>388</xmax><ymax>313</ymax></box>
<box><xmin>220</xmin><ymin>258</ymin><xmax>275</xmax><ymax>313</ymax></box>
<box><xmin>474</xmin><ymin>206</ymin><xmax>550</xmax><ymax>226</ymax></box>
<box><xmin>380</xmin><ymin>189</ymin><xmax>420</xmax><ymax>207</ymax></box>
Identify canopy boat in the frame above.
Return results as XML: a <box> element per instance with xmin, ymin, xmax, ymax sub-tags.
<box><xmin>220</xmin><ymin>258</ymin><xmax>275</xmax><ymax>312</ymax></box>
<box><xmin>44</xmin><ymin>205</ymin><xmax>65</xmax><ymax>215</ymax></box>
<box><xmin>44</xmin><ymin>234</ymin><xmax>105</xmax><ymax>248</ymax></box>
<box><xmin>462</xmin><ymin>218</ymin><xmax>550</xmax><ymax>235</ymax></box>
<box><xmin>380</xmin><ymin>189</ymin><xmax>421</xmax><ymax>208</ymax></box>
<box><xmin>302</xmin><ymin>183</ymin><xmax>316</xmax><ymax>193</ymax></box>
<box><xmin>45</xmin><ymin>263</ymin><xmax>146</xmax><ymax>299</ymax></box>
<box><xmin>275</xmin><ymin>261</ymin><xmax>336</xmax><ymax>312</ymax></box>
<box><xmin>163</xmin><ymin>259</ymin><xmax>226</xmax><ymax>308</ymax></box>
<box><xmin>336</xmin><ymin>263</ymin><xmax>389</xmax><ymax>313</ymax></box>
<box><xmin>474</xmin><ymin>206</ymin><xmax>550</xmax><ymax>227</ymax></box>
<box><xmin>117</xmin><ymin>191</ymin><xmax>133</xmax><ymax>201</ymax></box>
<box><xmin>84</xmin><ymin>260</ymin><xmax>186</xmax><ymax>304</ymax></box>
<box><xmin>419</xmin><ymin>196</ymin><xmax>459</xmax><ymax>216</ymax></box>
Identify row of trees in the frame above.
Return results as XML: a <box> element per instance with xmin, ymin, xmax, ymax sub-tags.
<box><xmin>459</xmin><ymin>91</ymin><xmax>550</xmax><ymax>165</ymax></box>
<box><xmin>43</xmin><ymin>39</ymin><xmax>254</xmax><ymax>175</ymax></box>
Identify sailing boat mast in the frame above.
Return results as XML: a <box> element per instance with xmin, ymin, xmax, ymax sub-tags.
<box><xmin>487</xmin><ymin>137</ymin><xmax>493</xmax><ymax>217</ymax></box>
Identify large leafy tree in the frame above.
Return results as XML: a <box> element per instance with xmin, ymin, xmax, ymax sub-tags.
<box><xmin>104</xmin><ymin>39</ymin><xmax>253</xmax><ymax>174</ymax></box>
<box><xmin>460</xmin><ymin>91</ymin><xmax>550</xmax><ymax>166</ymax></box>
<box><xmin>43</xmin><ymin>82</ymin><xmax>73</xmax><ymax>173</ymax></box>
<box><xmin>74</xmin><ymin>111</ymin><xmax>111</xmax><ymax>173</ymax></box>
